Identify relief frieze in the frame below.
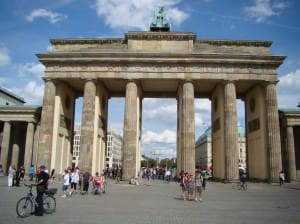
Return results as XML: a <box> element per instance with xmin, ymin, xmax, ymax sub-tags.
<box><xmin>45</xmin><ymin>62</ymin><xmax>276</xmax><ymax>75</ymax></box>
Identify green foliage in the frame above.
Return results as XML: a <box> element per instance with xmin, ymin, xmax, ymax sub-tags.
<box><xmin>159</xmin><ymin>158</ymin><xmax>176</xmax><ymax>169</ymax></box>
<box><xmin>141</xmin><ymin>158</ymin><xmax>157</xmax><ymax>168</ymax></box>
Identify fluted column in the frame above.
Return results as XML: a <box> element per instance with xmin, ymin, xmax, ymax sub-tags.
<box><xmin>286</xmin><ymin>126</ymin><xmax>296</xmax><ymax>181</ymax></box>
<box><xmin>180</xmin><ymin>81</ymin><xmax>195</xmax><ymax>175</ymax></box>
<box><xmin>24</xmin><ymin>122</ymin><xmax>35</xmax><ymax>174</ymax></box>
<box><xmin>79</xmin><ymin>79</ymin><xmax>97</xmax><ymax>174</ymax></box>
<box><xmin>224</xmin><ymin>81</ymin><xmax>239</xmax><ymax>181</ymax></box>
<box><xmin>176</xmin><ymin>88</ymin><xmax>182</xmax><ymax>176</ymax></box>
<box><xmin>11</xmin><ymin>124</ymin><xmax>20</xmax><ymax>168</ymax></box>
<box><xmin>123</xmin><ymin>81</ymin><xmax>141</xmax><ymax>180</ymax></box>
<box><xmin>38</xmin><ymin>79</ymin><xmax>56</xmax><ymax>169</ymax></box>
<box><xmin>0</xmin><ymin>121</ymin><xmax>12</xmax><ymax>174</ymax></box>
<box><xmin>265</xmin><ymin>82</ymin><xmax>282</xmax><ymax>182</ymax></box>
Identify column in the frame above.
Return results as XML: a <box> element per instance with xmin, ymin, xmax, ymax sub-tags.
<box><xmin>38</xmin><ymin>79</ymin><xmax>56</xmax><ymax>169</ymax></box>
<box><xmin>224</xmin><ymin>81</ymin><xmax>239</xmax><ymax>181</ymax></box>
<box><xmin>265</xmin><ymin>82</ymin><xmax>282</xmax><ymax>182</ymax></box>
<box><xmin>122</xmin><ymin>81</ymin><xmax>141</xmax><ymax>180</ymax></box>
<box><xmin>11</xmin><ymin>124</ymin><xmax>20</xmax><ymax>168</ymax></box>
<box><xmin>180</xmin><ymin>81</ymin><xmax>195</xmax><ymax>175</ymax></box>
<box><xmin>286</xmin><ymin>126</ymin><xmax>296</xmax><ymax>181</ymax></box>
<box><xmin>176</xmin><ymin>88</ymin><xmax>182</xmax><ymax>176</ymax></box>
<box><xmin>79</xmin><ymin>79</ymin><xmax>97</xmax><ymax>174</ymax></box>
<box><xmin>0</xmin><ymin>121</ymin><xmax>12</xmax><ymax>174</ymax></box>
<box><xmin>24</xmin><ymin>122</ymin><xmax>35</xmax><ymax>173</ymax></box>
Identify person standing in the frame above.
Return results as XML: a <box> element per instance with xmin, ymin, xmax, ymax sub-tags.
<box><xmin>8</xmin><ymin>165</ymin><xmax>16</xmax><ymax>188</ymax></box>
<box><xmin>195</xmin><ymin>171</ymin><xmax>203</xmax><ymax>201</ymax></box>
<box><xmin>70</xmin><ymin>168</ymin><xmax>79</xmax><ymax>195</ymax></box>
<box><xmin>35</xmin><ymin>165</ymin><xmax>49</xmax><ymax>216</ymax></box>
<box><xmin>61</xmin><ymin>169</ymin><xmax>71</xmax><ymax>197</ymax></box>
<box><xmin>81</xmin><ymin>171</ymin><xmax>91</xmax><ymax>194</ymax></box>
<box><xmin>29</xmin><ymin>165</ymin><xmax>35</xmax><ymax>181</ymax></box>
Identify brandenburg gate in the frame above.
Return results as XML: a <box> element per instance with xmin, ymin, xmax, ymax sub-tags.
<box><xmin>36</xmin><ymin>29</ymin><xmax>285</xmax><ymax>182</ymax></box>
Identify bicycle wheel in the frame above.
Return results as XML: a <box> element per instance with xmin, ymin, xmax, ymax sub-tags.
<box><xmin>43</xmin><ymin>195</ymin><xmax>56</xmax><ymax>214</ymax></box>
<box><xmin>16</xmin><ymin>197</ymin><xmax>33</xmax><ymax>218</ymax></box>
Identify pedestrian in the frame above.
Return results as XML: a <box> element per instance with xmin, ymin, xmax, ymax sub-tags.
<box><xmin>195</xmin><ymin>171</ymin><xmax>203</xmax><ymax>201</ymax></box>
<box><xmin>8</xmin><ymin>165</ymin><xmax>16</xmax><ymax>188</ymax></box>
<box><xmin>279</xmin><ymin>171</ymin><xmax>285</xmax><ymax>186</ymax></box>
<box><xmin>29</xmin><ymin>165</ymin><xmax>35</xmax><ymax>181</ymax></box>
<box><xmin>181</xmin><ymin>172</ymin><xmax>188</xmax><ymax>201</ymax></box>
<box><xmin>165</xmin><ymin>169</ymin><xmax>171</xmax><ymax>183</ymax></box>
<box><xmin>15</xmin><ymin>166</ymin><xmax>21</xmax><ymax>186</ymax></box>
<box><xmin>70</xmin><ymin>168</ymin><xmax>79</xmax><ymax>195</ymax></box>
<box><xmin>19</xmin><ymin>165</ymin><xmax>25</xmax><ymax>183</ymax></box>
<box><xmin>35</xmin><ymin>165</ymin><xmax>49</xmax><ymax>216</ymax></box>
<box><xmin>49</xmin><ymin>168</ymin><xmax>55</xmax><ymax>184</ymax></box>
<box><xmin>61</xmin><ymin>169</ymin><xmax>71</xmax><ymax>197</ymax></box>
<box><xmin>81</xmin><ymin>170</ymin><xmax>91</xmax><ymax>194</ymax></box>
<box><xmin>187</xmin><ymin>174</ymin><xmax>194</xmax><ymax>201</ymax></box>
<box><xmin>0</xmin><ymin>164</ymin><xmax>3</xmax><ymax>177</ymax></box>
<box><xmin>201</xmin><ymin>169</ymin><xmax>207</xmax><ymax>190</ymax></box>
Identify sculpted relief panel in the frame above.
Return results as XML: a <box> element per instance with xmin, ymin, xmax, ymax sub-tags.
<box><xmin>45</xmin><ymin>63</ymin><xmax>277</xmax><ymax>75</ymax></box>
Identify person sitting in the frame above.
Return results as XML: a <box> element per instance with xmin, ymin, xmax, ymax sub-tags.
<box><xmin>93</xmin><ymin>172</ymin><xmax>102</xmax><ymax>194</ymax></box>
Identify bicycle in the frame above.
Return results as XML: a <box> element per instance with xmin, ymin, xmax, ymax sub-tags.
<box><xmin>16</xmin><ymin>183</ymin><xmax>57</xmax><ymax>218</ymax></box>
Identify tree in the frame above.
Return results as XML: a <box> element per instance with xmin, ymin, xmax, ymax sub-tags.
<box><xmin>159</xmin><ymin>158</ymin><xmax>176</xmax><ymax>169</ymax></box>
<box><xmin>141</xmin><ymin>158</ymin><xmax>157</xmax><ymax>168</ymax></box>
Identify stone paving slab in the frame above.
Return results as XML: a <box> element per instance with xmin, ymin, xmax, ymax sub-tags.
<box><xmin>0</xmin><ymin>177</ymin><xmax>300</xmax><ymax>224</ymax></box>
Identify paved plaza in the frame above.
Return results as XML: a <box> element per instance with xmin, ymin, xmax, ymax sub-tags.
<box><xmin>0</xmin><ymin>176</ymin><xmax>300</xmax><ymax>224</ymax></box>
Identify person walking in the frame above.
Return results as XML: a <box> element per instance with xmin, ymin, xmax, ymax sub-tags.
<box><xmin>35</xmin><ymin>165</ymin><xmax>49</xmax><ymax>216</ymax></box>
<box><xmin>279</xmin><ymin>171</ymin><xmax>285</xmax><ymax>186</ymax></box>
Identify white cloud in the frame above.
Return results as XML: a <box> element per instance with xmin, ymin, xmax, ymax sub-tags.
<box><xmin>92</xmin><ymin>0</ymin><xmax>188</xmax><ymax>30</ymax></box>
<box><xmin>277</xmin><ymin>69</ymin><xmax>300</xmax><ymax>107</ymax></box>
<box><xmin>26</xmin><ymin>8</ymin><xmax>67</xmax><ymax>24</ymax></box>
<box><xmin>0</xmin><ymin>47</ymin><xmax>11</xmax><ymax>67</ymax></box>
<box><xmin>142</xmin><ymin>129</ymin><xmax>176</xmax><ymax>144</ymax></box>
<box><xmin>12</xmin><ymin>81</ymin><xmax>44</xmax><ymax>105</ymax></box>
<box><xmin>244</xmin><ymin>0</ymin><xmax>289</xmax><ymax>22</ymax></box>
<box><xmin>19</xmin><ymin>63</ymin><xmax>45</xmax><ymax>77</ymax></box>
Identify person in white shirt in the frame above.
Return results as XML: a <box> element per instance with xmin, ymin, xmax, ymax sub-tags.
<box><xmin>70</xmin><ymin>168</ymin><xmax>79</xmax><ymax>194</ymax></box>
<box><xmin>61</xmin><ymin>169</ymin><xmax>71</xmax><ymax>197</ymax></box>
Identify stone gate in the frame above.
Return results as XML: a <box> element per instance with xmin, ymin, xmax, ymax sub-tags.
<box><xmin>36</xmin><ymin>31</ymin><xmax>285</xmax><ymax>182</ymax></box>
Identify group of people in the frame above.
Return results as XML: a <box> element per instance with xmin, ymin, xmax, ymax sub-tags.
<box><xmin>60</xmin><ymin>167</ymin><xmax>107</xmax><ymax>197</ymax></box>
<box><xmin>180</xmin><ymin>170</ymin><xmax>206</xmax><ymax>201</ymax></box>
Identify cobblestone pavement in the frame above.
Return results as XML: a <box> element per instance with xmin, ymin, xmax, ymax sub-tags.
<box><xmin>0</xmin><ymin>176</ymin><xmax>300</xmax><ymax>224</ymax></box>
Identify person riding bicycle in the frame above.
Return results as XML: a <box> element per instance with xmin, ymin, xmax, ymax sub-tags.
<box><xmin>35</xmin><ymin>165</ymin><xmax>49</xmax><ymax>216</ymax></box>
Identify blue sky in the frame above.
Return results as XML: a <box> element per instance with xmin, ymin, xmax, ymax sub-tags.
<box><xmin>0</xmin><ymin>0</ymin><xmax>299</xmax><ymax>158</ymax></box>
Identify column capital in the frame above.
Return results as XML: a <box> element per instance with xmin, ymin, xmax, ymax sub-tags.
<box><xmin>82</xmin><ymin>78</ymin><xmax>98</xmax><ymax>84</ymax></box>
<box><xmin>261</xmin><ymin>80</ymin><xmax>279</xmax><ymax>87</ymax></box>
<box><xmin>42</xmin><ymin>77</ymin><xmax>58</xmax><ymax>85</ymax></box>
<box><xmin>221</xmin><ymin>79</ymin><xmax>237</xmax><ymax>85</ymax></box>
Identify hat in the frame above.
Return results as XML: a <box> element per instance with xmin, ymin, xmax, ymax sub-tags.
<box><xmin>39</xmin><ymin>165</ymin><xmax>46</xmax><ymax>169</ymax></box>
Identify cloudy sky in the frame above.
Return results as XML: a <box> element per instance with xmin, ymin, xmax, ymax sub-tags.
<box><xmin>0</xmin><ymin>0</ymin><xmax>299</xmax><ymax>158</ymax></box>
